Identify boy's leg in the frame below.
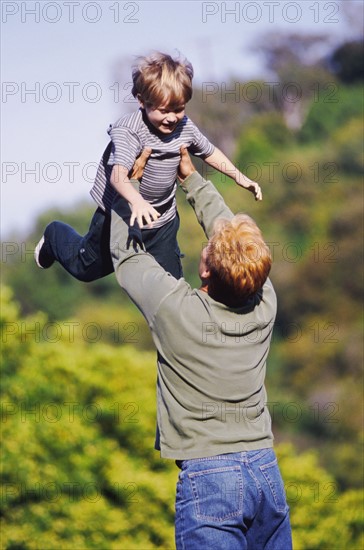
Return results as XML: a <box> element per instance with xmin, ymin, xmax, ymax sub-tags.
<box><xmin>141</xmin><ymin>214</ymin><xmax>183</xmax><ymax>279</ymax></box>
<box><xmin>37</xmin><ymin>208</ymin><xmax>114</xmax><ymax>282</ymax></box>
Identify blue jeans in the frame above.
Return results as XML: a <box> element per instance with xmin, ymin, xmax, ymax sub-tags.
<box><xmin>175</xmin><ymin>449</ymin><xmax>292</xmax><ymax>550</ymax></box>
<box><xmin>44</xmin><ymin>208</ymin><xmax>183</xmax><ymax>282</ymax></box>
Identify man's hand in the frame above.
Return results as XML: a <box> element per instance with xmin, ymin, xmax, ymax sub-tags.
<box><xmin>129</xmin><ymin>147</ymin><xmax>152</xmax><ymax>181</ymax></box>
<box><xmin>177</xmin><ymin>145</ymin><xmax>196</xmax><ymax>183</ymax></box>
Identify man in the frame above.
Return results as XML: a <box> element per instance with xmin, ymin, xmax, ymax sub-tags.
<box><xmin>111</xmin><ymin>147</ymin><xmax>292</xmax><ymax>549</ymax></box>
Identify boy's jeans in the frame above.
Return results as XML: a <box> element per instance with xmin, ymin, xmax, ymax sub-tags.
<box><xmin>175</xmin><ymin>449</ymin><xmax>292</xmax><ymax>550</ymax></box>
<box><xmin>44</xmin><ymin>207</ymin><xmax>183</xmax><ymax>281</ymax></box>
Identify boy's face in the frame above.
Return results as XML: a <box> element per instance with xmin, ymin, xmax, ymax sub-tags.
<box><xmin>139</xmin><ymin>98</ymin><xmax>185</xmax><ymax>134</ymax></box>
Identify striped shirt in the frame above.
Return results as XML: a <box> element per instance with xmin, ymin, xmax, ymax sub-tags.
<box><xmin>90</xmin><ymin>109</ymin><xmax>215</xmax><ymax>228</ymax></box>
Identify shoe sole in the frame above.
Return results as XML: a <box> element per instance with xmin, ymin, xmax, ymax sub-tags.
<box><xmin>34</xmin><ymin>236</ymin><xmax>45</xmax><ymax>268</ymax></box>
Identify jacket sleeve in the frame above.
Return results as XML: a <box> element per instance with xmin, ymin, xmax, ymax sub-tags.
<box><xmin>110</xmin><ymin>193</ymin><xmax>185</xmax><ymax>325</ymax></box>
<box><xmin>180</xmin><ymin>172</ymin><xmax>234</xmax><ymax>238</ymax></box>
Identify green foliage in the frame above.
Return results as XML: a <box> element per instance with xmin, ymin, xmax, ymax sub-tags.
<box><xmin>235</xmin><ymin>111</ymin><xmax>295</xmax><ymax>166</ymax></box>
<box><xmin>299</xmin><ymin>85</ymin><xmax>363</xmax><ymax>143</ymax></box>
<box><xmin>329</xmin><ymin>118</ymin><xmax>364</xmax><ymax>174</ymax></box>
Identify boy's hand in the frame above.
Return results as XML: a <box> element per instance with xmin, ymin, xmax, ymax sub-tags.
<box><xmin>177</xmin><ymin>145</ymin><xmax>196</xmax><ymax>182</ymax></box>
<box><xmin>129</xmin><ymin>147</ymin><xmax>152</xmax><ymax>181</ymax></box>
<box><xmin>236</xmin><ymin>174</ymin><xmax>262</xmax><ymax>201</ymax></box>
<box><xmin>130</xmin><ymin>197</ymin><xmax>160</xmax><ymax>228</ymax></box>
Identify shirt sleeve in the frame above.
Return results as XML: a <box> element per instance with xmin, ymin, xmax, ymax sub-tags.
<box><xmin>187</xmin><ymin>120</ymin><xmax>215</xmax><ymax>158</ymax></box>
<box><xmin>180</xmin><ymin>172</ymin><xmax>233</xmax><ymax>239</ymax></box>
<box><xmin>107</xmin><ymin>125</ymin><xmax>141</xmax><ymax>170</ymax></box>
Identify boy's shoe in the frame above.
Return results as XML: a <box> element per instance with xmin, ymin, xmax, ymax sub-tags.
<box><xmin>34</xmin><ymin>236</ymin><xmax>55</xmax><ymax>269</ymax></box>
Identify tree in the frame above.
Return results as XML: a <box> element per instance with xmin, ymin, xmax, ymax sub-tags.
<box><xmin>328</xmin><ymin>40</ymin><xmax>364</xmax><ymax>84</ymax></box>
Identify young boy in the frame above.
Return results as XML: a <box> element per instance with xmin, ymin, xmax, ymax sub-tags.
<box><xmin>35</xmin><ymin>51</ymin><xmax>262</xmax><ymax>281</ymax></box>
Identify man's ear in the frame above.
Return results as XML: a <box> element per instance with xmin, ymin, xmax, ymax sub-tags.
<box><xmin>200</xmin><ymin>267</ymin><xmax>211</xmax><ymax>281</ymax></box>
<box><xmin>137</xmin><ymin>94</ymin><xmax>144</xmax><ymax>108</ymax></box>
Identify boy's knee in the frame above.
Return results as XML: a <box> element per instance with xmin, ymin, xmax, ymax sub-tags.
<box><xmin>44</xmin><ymin>220</ymin><xmax>69</xmax><ymax>240</ymax></box>
<box><xmin>44</xmin><ymin>221</ymin><xmax>56</xmax><ymax>239</ymax></box>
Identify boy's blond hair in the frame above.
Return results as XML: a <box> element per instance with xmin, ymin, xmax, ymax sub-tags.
<box><xmin>206</xmin><ymin>214</ymin><xmax>272</xmax><ymax>306</ymax></box>
<box><xmin>131</xmin><ymin>51</ymin><xmax>194</xmax><ymax>107</ymax></box>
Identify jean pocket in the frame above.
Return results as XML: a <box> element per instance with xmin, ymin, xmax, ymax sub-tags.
<box><xmin>188</xmin><ymin>466</ymin><xmax>243</xmax><ymax>522</ymax></box>
<box><xmin>78</xmin><ymin>245</ymin><xmax>98</xmax><ymax>268</ymax></box>
<box><xmin>260</xmin><ymin>459</ymin><xmax>287</xmax><ymax>513</ymax></box>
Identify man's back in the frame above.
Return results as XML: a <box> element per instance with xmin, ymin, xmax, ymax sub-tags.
<box><xmin>151</xmin><ymin>275</ymin><xmax>276</xmax><ymax>459</ymax></box>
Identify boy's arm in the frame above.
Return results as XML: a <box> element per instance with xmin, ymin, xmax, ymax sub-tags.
<box><xmin>108</xmin><ymin>121</ymin><xmax>160</xmax><ymax>227</ymax></box>
<box><xmin>111</xmin><ymin>164</ymin><xmax>160</xmax><ymax>227</ymax></box>
<box><xmin>204</xmin><ymin>146</ymin><xmax>262</xmax><ymax>201</ymax></box>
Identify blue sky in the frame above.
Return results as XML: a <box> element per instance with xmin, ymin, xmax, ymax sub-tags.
<box><xmin>1</xmin><ymin>0</ymin><xmax>361</xmax><ymax>237</ymax></box>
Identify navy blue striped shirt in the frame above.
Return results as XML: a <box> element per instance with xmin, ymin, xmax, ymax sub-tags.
<box><xmin>90</xmin><ymin>109</ymin><xmax>214</xmax><ymax>228</ymax></box>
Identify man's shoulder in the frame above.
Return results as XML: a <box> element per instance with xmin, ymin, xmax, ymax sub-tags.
<box><xmin>258</xmin><ymin>278</ymin><xmax>277</xmax><ymax>319</ymax></box>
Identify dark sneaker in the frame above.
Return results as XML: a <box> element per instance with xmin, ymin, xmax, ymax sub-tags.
<box><xmin>34</xmin><ymin>236</ymin><xmax>55</xmax><ymax>269</ymax></box>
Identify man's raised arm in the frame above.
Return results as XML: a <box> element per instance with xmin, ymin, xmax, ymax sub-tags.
<box><xmin>178</xmin><ymin>146</ymin><xmax>234</xmax><ymax>238</ymax></box>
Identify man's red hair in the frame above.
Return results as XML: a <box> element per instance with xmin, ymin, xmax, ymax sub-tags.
<box><xmin>206</xmin><ymin>214</ymin><xmax>272</xmax><ymax>306</ymax></box>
